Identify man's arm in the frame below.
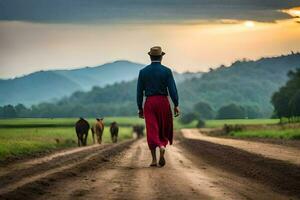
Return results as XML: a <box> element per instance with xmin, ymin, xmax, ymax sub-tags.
<box><xmin>167</xmin><ymin>70</ymin><xmax>180</xmax><ymax>117</ymax></box>
<box><xmin>136</xmin><ymin>71</ymin><xmax>144</xmax><ymax>117</ymax></box>
<box><xmin>167</xmin><ymin>70</ymin><xmax>179</xmax><ymax>107</ymax></box>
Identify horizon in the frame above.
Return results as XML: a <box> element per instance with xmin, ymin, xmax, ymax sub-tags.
<box><xmin>1</xmin><ymin>1</ymin><xmax>300</xmax><ymax>78</ymax></box>
<box><xmin>1</xmin><ymin>52</ymin><xmax>299</xmax><ymax>80</ymax></box>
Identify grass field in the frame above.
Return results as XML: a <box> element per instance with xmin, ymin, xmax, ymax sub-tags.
<box><xmin>230</xmin><ymin>129</ymin><xmax>300</xmax><ymax>140</ymax></box>
<box><xmin>204</xmin><ymin>119</ymin><xmax>300</xmax><ymax>140</ymax></box>
<box><xmin>0</xmin><ymin>117</ymin><xmax>145</xmax><ymax>128</ymax></box>
<box><xmin>0</xmin><ymin>117</ymin><xmax>284</xmax><ymax>161</ymax></box>
<box><xmin>0</xmin><ymin>117</ymin><xmax>192</xmax><ymax>161</ymax></box>
<box><xmin>0</xmin><ymin>125</ymin><xmax>133</xmax><ymax>161</ymax></box>
<box><xmin>205</xmin><ymin>119</ymin><xmax>279</xmax><ymax>128</ymax></box>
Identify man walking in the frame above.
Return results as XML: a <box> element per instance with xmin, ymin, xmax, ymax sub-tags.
<box><xmin>137</xmin><ymin>46</ymin><xmax>180</xmax><ymax>167</ymax></box>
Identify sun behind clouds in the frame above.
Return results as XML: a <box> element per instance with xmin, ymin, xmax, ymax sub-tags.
<box><xmin>244</xmin><ymin>21</ymin><xmax>255</xmax><ymax>28</ymax></box>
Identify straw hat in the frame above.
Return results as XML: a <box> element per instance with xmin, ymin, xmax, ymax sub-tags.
<box><xmin>148</xmin><ymin>46</ymin><xmax>165</xmax><ymax>56</ymax></box>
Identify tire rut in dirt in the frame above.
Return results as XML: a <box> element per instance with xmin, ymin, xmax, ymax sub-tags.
<box><xmin>147</xmin><ymin>150</ymin><xmax>211</xmax><ymax>200</ymax></box>
<box><xmin>59</xmin><ymin>140</ymin><xmax>151</xmax><ymax>200</ymax></box>
<box><xmin>179</xmin><ymin>138</ymin><xmax>300</xmax><ymax>198</ymax></box>
<box><xmin>106</xmin><ymin>142</ymin><xmax>145</xmax><ymax>200</ymax></box>
<box><xmin>0</xmin><ymin>145</ymin><xmax>109</xmax><ymax>190</ymax></box>
<box><xmin>0</xmin><ymin>139</ymin><xmax>136</xmax><ymax>200</ymax></box>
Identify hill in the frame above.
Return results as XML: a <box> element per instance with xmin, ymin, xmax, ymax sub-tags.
<box><xmin>179</xmin><ymin>53</ymin><xmax>300</xmax><ymax>116</ymax></box>
<box><xmin>0</xmin><ymin>60</ymin><xmax>202</xmax><ymax>106</ymax></box>
<box><xmin>0</xmin><ymin>60</ymin><xmax>143</xmax><ymax>105</ymax></box>
<box><xmin>9</xmin><ymin>53</ymin><xmax>300</xmax><ymax>118</ymax></box>
<box><xmin>0</xmin><ymin>53</ymin><xmax>300</xmax><ymax>117</ymax></box>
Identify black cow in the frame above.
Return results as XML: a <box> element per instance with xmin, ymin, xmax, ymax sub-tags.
<box><xmin>133</xmin><ymin>125</ymin><xmax>145</xmax><ymax>139</ymax></box>
<box><xmin>110</xmin><ymin>121</ymin><xmax>119</xmax><ymax>143</ymax></box>
<box><xmin>75</xmin><ymin>118</ymin><xmax>90</xmax><ymax>146</ymax></box>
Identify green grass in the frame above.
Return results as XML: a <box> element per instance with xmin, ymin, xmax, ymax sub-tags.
<box><xmin>0</xmin><ymin>126</ymin><xmax>132</xmax><ymax>161</ymax></box>
<box><xmin>230</xmin><ymin>129</ymin><xmax>300</xmax><ymax>140</ymax></box>
<box><xmin>0</xmin><ymin>117</ymin><xmax>144</xmax><ymax>128</ymax></box>
<box><xmin>0</xmin><ymin>117</ymin><xmax>195</xmax><ymax>130</ymax></box>
<box><xmin>204</xmin><ymin>118</ymin><xmax>299</xmax><ymax>140</ymax></box>
<box><xmin>0</xmin><ymin>117</ymin><xmax>286</xmax><ymax>161</ymax></box>
<box><xmin>0</xmin><ymin>116</ymin><xmax>199</xmax><ymax>161</ymax></box>
<box><xmin>174</xmin><ymin>119</ymin><xmax>198</xmax><ymax>129</ymax></box>
<box><xmin>205</xmin><ymin>119</ymin><xmax>279</xmax><ymax>128</ymax></box>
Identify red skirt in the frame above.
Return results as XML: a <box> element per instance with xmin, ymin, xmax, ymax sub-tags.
<box><xmin>144</xmin><ymin>95</ymin><xmax>173</xmax><ymax>150</ymax></box>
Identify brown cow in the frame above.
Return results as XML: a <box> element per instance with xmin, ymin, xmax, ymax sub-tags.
<box><xmin>75</xmin><ymin>118</ymin><xmax>90</xmax><ymax>147</ymax></box>
<box><xmin>110</xmin><ymin>121</ymin><xmax>119</xmax><ymax>143</ymax></box>
<box><xmin>91</xmin><ymin>118</ymin><xmax>104</xmax><ymax>144</ymax></box>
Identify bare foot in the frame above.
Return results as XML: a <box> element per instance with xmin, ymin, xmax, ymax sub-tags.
<box><xmin>150</xmin><ymin>160</ymin><xmax>157</xmax><ymax>167</ymax></box>
<box><xmin>159</xmin><ymin>147</ymin><xmax>166</xmax><ymax>167</ymax></box>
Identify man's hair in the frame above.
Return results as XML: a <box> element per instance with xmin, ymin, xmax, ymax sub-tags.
<box><xmin>150</xmin><ymin>55</ymin><xmax>162</xmax><ymax>61</ymax></box>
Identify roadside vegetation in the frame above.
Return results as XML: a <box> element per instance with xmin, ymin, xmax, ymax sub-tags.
<box><xmin>205</xmin><ymin>119</ymin><xmax>279</xmax><ymax>128</ymax></box>
<box><xmin>230</xmin><ymin>128</ymin><xmax>300</xmax><ymax>140</ymax></box>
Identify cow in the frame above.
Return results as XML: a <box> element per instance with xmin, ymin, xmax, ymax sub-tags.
<box><xmin>91</xmin><ymin>118</ymin><xmax>104</xmax><ymax>144</ymax></box>
<box><xmin>75</xmin><ymin>118</ymin><xmax>90</xmax><ymax>147</ymax></box>
<box><xmin>110</xmin><ymin>121</ymin><xmax>119</xmax><ymax>143</ymax></box>
<box><xmin>133</xmin><ymin>125</ymin><xmax>145</xmax><ymax>139</ymax></box>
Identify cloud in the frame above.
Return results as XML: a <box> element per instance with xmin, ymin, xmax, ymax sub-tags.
<box><xmin>0</xmin><ymin>0</ymin><xmax>300</xmax><ymax>24</ymax></box>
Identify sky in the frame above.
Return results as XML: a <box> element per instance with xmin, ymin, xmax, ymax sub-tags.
<box><xmin>0</xmin><ymin>0</ymin><xmax>300</xmax><ymax>78</ymax></box>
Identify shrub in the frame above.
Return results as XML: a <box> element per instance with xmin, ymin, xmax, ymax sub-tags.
<box><xmin>196</xmin><ymin>119</ymin><xmax>205</xmax><ymax>128</ymax></box>
<box><xmin>217</xmin><ymin>104</ymin><xmax>246</xmax><ymax>119</ymax></box>
<box><xmin>180</xmin><ymin>112</ymin><xmax>199</xmax><ymax>124</ymax></box>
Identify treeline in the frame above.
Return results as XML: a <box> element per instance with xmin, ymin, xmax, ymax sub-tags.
<box><xmin>272</xmin><ymin>69</ymin><xmax>300</xmax><ymax>122</ymax></box>
<box><xmin>180</xmin><ymin>69</ymin><xmax>300</xmax><ymax>123</ymax></box>
<box><xmin>0</xmin><ymin>101</ymin><xmax>262</xmax><ymax>120</ymax></box>
<box><xmin>0</xmin><ymin>103</ymin><xmax>137</xmax><ymax>118</ymax></box>
<box><xmin>180</xmin><ymin>101</ymin><xmax>263</xmax><ymax>124</ymax></box>
<box><xmin>0</xmin><ymin>81</ymin><xmax>138</xmax><ymax>118</ymax></box>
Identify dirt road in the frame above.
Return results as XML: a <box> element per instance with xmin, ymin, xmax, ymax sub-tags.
<box><xmin>0</xmin><ymin>130</ymin><xmax>299</xmax><ymax>200</ymax></box>
<box><xmin>182</xmin><ymin>129</ymin><xmax>300</xmax><ymax>165</ymax></box>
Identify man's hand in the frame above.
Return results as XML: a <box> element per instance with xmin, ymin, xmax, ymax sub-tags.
<box><xmin>174</xmin><ymin>106</ymin><xmax>180</xmax><ymax>117</ymax></box>
<box><xmin>138</xmin><ymin>109</ymin><xmax>144</xmax><ymax>119</ymax></box>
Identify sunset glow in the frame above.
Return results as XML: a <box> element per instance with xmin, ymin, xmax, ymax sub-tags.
<box><xmin>283</xmin><ymin>7</ymin><xmax>300</xmax><ymax>18</ymax></box>
<box><xmin>1</xmin><ymin>3</ymin><xmax>300</xmax><ymax>78</ymax></box>
<box><xmin>244</xmin><ymin>21</ymin><xmax>255</xmax><ymax>28</ymax></box>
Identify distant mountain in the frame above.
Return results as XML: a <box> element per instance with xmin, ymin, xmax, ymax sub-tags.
<box><xmin>0</xmin><ymin>60</ymin><xmax>202</xmax><ymax>106</ymax></box>
<box><xmin>54</xmin><ymin>60</ymin><xmax>144</xmax><ymax>90</ymax></box>
<box><xmin>17</xmin><ymin>53</ymin><xmax>300</xmax><ymax>118</ymax></box>
<box><xmin>0</xmin><ymin>60</ymin><xmax>143</xmax><ymax>105</ymax></box>
<box><xmin>173</xmin><ymin>71</ymin><xmax>203</xmax><ymax>83</ymax></box>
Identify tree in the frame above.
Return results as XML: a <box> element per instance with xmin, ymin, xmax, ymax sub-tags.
<box><xmin>0</xmin><ymin>106</ymin><xmax>3</xmax><ymax>118</ymax></box>
<box><xmin>2</xmin><ymin>105</ymin><xmax>17</xmax><ymax>118</ymax></box>
<box><xmin>271</xmin><ymin>69</ymin><xmax>300</xmax><ymax>120</ymax></box>
<box><xmin>196</xmin><ymin>119</ymin><xmax>206</xmax><ymax>128</ymax></box>
<box><xmin>271</xmin><ymin>89</ymin><xmax>290</xmax><ymax>118</ymax></box>
<box><xmin>15</xmin><ymin>104</ymin><xmax>31</xmax><ymax>117</ymax></box>
<box><xmin>244</xmin><ymin>105</ymin><xmax>262</xmax><ymax>119</ymax></box>
<box><xmin>289</xmin><ymin>90</ymin><xmax>300</xmax><ymax>117</ymax></box>
<box><xmin>193</xmin><ymin>101</ymin><xmax>215</xmax><ymax>119</ymax></box>
<box><xmin>217</xmin><ymin>104</ymin><xmax>246</xmax><ymax>119</ymax></box>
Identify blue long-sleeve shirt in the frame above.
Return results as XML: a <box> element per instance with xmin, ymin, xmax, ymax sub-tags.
<box><xmin>136</xmin><ymin>62</ymin><xmax>179</xmax><ymax>110</ymax></box>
